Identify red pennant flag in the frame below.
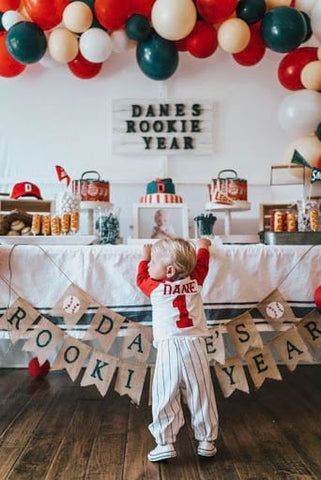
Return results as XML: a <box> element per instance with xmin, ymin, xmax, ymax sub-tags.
<box><xmin>55</xmin><ymin>165</ymin><xmax>71</xmax><ymax>186</ymax></box>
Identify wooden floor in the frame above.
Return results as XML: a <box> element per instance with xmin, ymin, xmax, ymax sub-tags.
<box><xmin>0</xmin><ymin>365</ymin><xmax>321</xmax><ymax>480</ymax></box>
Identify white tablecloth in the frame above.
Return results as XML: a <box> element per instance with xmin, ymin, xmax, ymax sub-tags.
<box><xmin>0</xmin><ymin>243</ymin><xmax>319</xmax><ymax>366</ymax></box>
<box><xmin>0</xmin><ymin>243</ymin><xmax>319</xmax><ymax>325</ymax></box>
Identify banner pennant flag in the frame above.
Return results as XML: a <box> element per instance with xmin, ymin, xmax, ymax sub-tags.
<box><xmin>22</xmin><ymin>317</ymin><xmax>64</xmax><ymax>365</ymax></box>
<box><xmin>83</xmin><ymin>306</ymin><xmax>125</xmax><ymax>352</ymax></box>
<box><xmin>256</xmin><ymin>288</ymin><xmax>295</xmax><ymax>330</ymax></box>
<box><xmin>55</xmin><ymin>165</ymin><xmax>71</xmax><ymax>187</ymax></box>
<box><xmin>51</xmin><ymin>335</ymin><xmax>92</xmax><ymax>381</ymax></box>
<box><xmin>3</xmin><ymin>297</ymin><xmax>43</xmax><ymax>344</ymax></box>
<box><xmin>205</xmin><ymin>327</ymin><xmax>225</xmax><ymax>364</ymax></box>
<box><xmin>226</xmin><ymin>312</ymin><xmax>263</xmax><ymax>357</ymax></box>
<box><xmin>81</xmin><ymin>349</ymin><xmax>118</xmax><ymax>397</ymax></box>
<box><xmin>120</xmin><ymin>323</ymin><xmax>152</xmax><ymax>363</ymax></box>
<box><xmin>50</xmin><ymin>284</ymin><xmax>93</xmax><ymax>328</ymax></box>
<box><xmin>245</xmin><ymin>344</ymin><xmax>282</xmax><ymax>389</ymax></box>
<box><xmin>271</xmin><ymin>326</ymin><xmax>314</xmax><ymax>372</ymax></box>
<box><xmin>297</xmin><ymin>309</ymin><xmax>321</xmax><ymax>353</ymax></box>
<box><xmin>214</xmin><ymin>356</ymin><xmax>249</xmax><ymax>398</ymax></box>
<box><xmin>291</xmin><ymin>149</ymin><xmax>311</xmax><ymax>168</ymax></box>
<box><xmin>114</xmin><ymin>361</ymin><xmax>147</xmax><ymax>405</ymax></box>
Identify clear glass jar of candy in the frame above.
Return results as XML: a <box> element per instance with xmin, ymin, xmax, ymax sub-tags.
<box><xmin>95</xmin><ymin>206</ymin><xmax>121</xmax><ymax>244</ymax></box>
<box><xmin>297</xmin><ymin>200</ymin><xmax>320</xmax><ymax>232</ymax></box>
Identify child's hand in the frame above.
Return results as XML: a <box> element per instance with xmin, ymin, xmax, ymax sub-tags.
<box><xmin>143</xmin><ymin>244</ymin><xmax>152</xmax><ymax>261</ymax></box>
<box><xmin>197</xmin><ymin>238</ymin><xmax>211</xmax><ymax>250</ymax></box>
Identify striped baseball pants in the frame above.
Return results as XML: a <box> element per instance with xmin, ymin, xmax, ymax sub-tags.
<box><xmin>149</xmin><ymin>336</ymin><xmax>218</xmax><ymax>445</ymax></box>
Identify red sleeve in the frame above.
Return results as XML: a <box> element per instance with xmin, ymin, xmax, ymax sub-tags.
<box><xmin>191</xmin><ymin>248</ymin><xmax>210</xmax><ymax>285</ymax></box>
<box><xmin>136</xmin><ymin>260</ymin><xmax>160</xmax><ymax>297</ymax></box>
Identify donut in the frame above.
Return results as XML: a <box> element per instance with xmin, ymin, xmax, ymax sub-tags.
<box><xmin>286</xmin><ymin>212</ymin><xmax>297</xmax><ymax>232</ymax></box>
<box><xmin>11</xmin><ymin>220</ymin><xmax>25</xmax><ymax>232</ymax></box>
<box><xmin>7</xmin><ymin>230</ymin><xmax>20</xmax><ymax>236</ymax></box>
<box><xmin>51</xmin><ymin>216</ymin><xmax>61</xmax><ymax>236</ymax></box>
<box><xmin>274</xmin><ymin>211</ymin><xmax>284</xmax><ymax>232</ymax></box>
<box><xmin>70</xmin><ymin>211</ymin><xmax>79</xmax><ymax>233</ymax></box>
<box><xmin>31</xmin><ymin>214</ymin><xmax>42</xmax><ymax>235</ymax></box>
<box><xmin>310</xmin><ymin>209</ymin><xmax>319</xmax><ymax>232</ymax></box>
<box><xmin>61</xmin><ymin>213</ymin><xmax>70</xmax><ymax>234</ymax></box>
<box><xmin>21</xmin><ymin>226</ymin><xmax>32</xmax><ymax>236</ymax></box>
<box><xmin>41</xmin><ymin>215</ymin><xmax>51</xmax><ymax>236</ymax></box>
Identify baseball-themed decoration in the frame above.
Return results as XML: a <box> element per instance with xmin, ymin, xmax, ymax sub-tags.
<box><xmin>214</xmin><ymin>356</ymin><xmax>249</xmax><ymax>398</ymax></box>
<box><xmin>245</xmin><ymin>345</ymin><xmax>282</xmax><ymax>389</ymax></box>
<box><xmin>51</xmin><ymin>336</ymin><xmax>92</xmax><ymax>382</ymax></box>
<box><xmin>114</xmin><ymin>361</ymin><xmax>148</xmax><ymax>405</ymax></box>
<box><xmin>22</xmin><ymin>317</ymin><xmax>64</xmax><ymax>366</ymax></box>
<box><xmin>291</xmin><ymin>149</ymin><xmax>321</xmax><ymax>184</ymax></box>
<box><xmin>272</xmin><ymin>326</ymin><xmax>314</xmax><ymax>371</ymax></box>
<box><xmin>2</xmin><ymin>297</ymin><xmax>43</xmax><ymax>344</ymax></box>
<box><xmin>80</xmin><ymin>349</ymin><xmax>118</xmax><ymax>397</ymax></box>
<box><xmin>28</xmin><ymin>357</ymin><xmax>50</xmax><ymax>378</ymax></box>
<box><xmin>55</xmin><ymin>165</ymin><xmax>71</xmax><ymax>187</ymax></box>
<box><xmin>256</xmin><ymin>288</ymin><xmax>295</xmax><ymax>330</ymax></box>
<box><xmin>226</xmin><ymin>311</ymin><xmax>263</xmax><ymax>357</ymax></box>
<box><xmin>50</xmin><ymin>284</ymin><xmax>93</xmax><ymax>328</ymax></box>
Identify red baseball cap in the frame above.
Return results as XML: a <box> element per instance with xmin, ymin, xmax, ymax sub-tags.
<box><xmin>11</xmin><ymin>182</ymin><xmax>43</xmax><ymax>200</ymax></box>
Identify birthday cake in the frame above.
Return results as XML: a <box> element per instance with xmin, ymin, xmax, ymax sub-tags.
<box><xmin>140</xmin><ymin>178</ymin><xmax>183</xmax><ymax>203</ymax></box>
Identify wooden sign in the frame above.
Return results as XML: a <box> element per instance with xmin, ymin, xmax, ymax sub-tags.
<box><xmin>112</xmin><ymin>98</ymin><xmax>214</xmax><ymax>155</ymax></box>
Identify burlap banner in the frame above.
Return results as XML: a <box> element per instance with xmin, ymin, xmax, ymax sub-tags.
<box><xmin>114</xmin><ymin>361</ymin><xmax>148</xmax><ymax>405</ymax></box>
<box><xmin>245</xmin><ymin>344</ymin><xmax>282</xmax><ymax>389</ymax></box>
<box><xmin>80</xmin><ymin>349</ymin><xmax>118</xmax><ymax>396</ymax></box>
<box><xmin>256</xmin><ymin>288</ymin><xmax>296</xmax><ymax>330</ymax></box>
<box><xmin>50</xmin><ymin>284</ymin><xmax>94</xmax><ymax>328</ymax></box>
<box><xmin>205</xmin><ymin>327</ymin><xmax>225</xmax><ymax>364</ymax></box>
<box><xmin>214</xmin><ymin>356</ymin><xmax>249</xmax><ymax>398</ymax></box>
<box><xmin>271</xmin><ymin>326</ymin><xmax>314</xmax><ymax>371</ymax></box>
<box><xmin>51</xmin><ymin>335</ymin><xmax>92</xmax><ymax>381</ymax></box>
<box><xmin>1</xmin><ymin>297</ymin><xmax>43</xmax><ymax>344</ymax></box>
<box><xmin>22</xmin><ymin>317</ymin><xmax>64</xmax><ymax>365</ymax></box>
<box><xmin>83</xmin><ymin>306</ymin><xmax>125</xmax><ymax>351</ymax></box>
<box><xmin>226</xmin><ymin>312</ymin><xmax>263</xmax><ymax>357</ymax></box>
<box><xmin>120</xmin><ymin>323</ymin><xmax>152</xmax><ymax>363</ymax></box>
<box><xmin>297</xmin><ymin>309</ymin><xmax>321</xmax><ymax>353</ymax></box>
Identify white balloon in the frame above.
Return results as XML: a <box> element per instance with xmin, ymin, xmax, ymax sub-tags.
<box><xmin>2</xmin><ymin>10</ymin><xmax>25</xmax><ymax>31</ymax></box>
<box><xmin>278</xmin><ymin>90</ymin><xmax>321</xmax><ymax>136</ymax></box>
<box><xmin>295</xmin><ymin>0</ymin><xmax>317</xmax><ymax>15</ymax></box>
<box><xmin>311</xmin><ymin>1</ymin><xmax>321</xmax><ymax>42</ymax></box>
<box><xmin>111</xmin><ymin>30</ymin><xmax>129</xmax><ymax>54</ymax></box>
<box><xmin>151</xmin><ymin>0</ymin><xmax>197</xmax><ymax>41</ymax></box>
<box><xmin>79</xmin><ymin>28</ymin><xmax>112</xmax><ymax>63</ymax></box>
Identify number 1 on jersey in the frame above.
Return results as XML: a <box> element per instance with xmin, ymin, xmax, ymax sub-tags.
<box><xmin>173</xmin><ymin>295</ymin><xmax>194</xmax><ymax>328</ymax></box>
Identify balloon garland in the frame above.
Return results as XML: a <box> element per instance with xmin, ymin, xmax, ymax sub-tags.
<box><xmin>0</xmin><ymin>0</ymin><xmax>321</xmax><ymax>165</ymax></box>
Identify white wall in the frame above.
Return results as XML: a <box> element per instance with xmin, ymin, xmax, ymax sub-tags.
<box><xmin>1</xmin><ymin>45</ymin><xmax>319</xmax><ymax>240</ymax></box>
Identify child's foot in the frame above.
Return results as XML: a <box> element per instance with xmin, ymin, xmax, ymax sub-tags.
<box><xmin>147</xmin><ymin>444</ymin><xmax>177</xmax><ymax>462</ymax></box>
<box><xmin>197</xmin><ymin>441</ymin><xmax>217</xmax><ymax>457</ymax></box>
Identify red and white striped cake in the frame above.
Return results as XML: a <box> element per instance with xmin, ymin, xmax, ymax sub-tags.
<box><xmin>140</xmin><ymin>193</ymin><xmax>183</xmax><ymax>204</ymax></box>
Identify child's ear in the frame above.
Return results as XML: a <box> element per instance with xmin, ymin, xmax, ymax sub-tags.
<box><xmin>166</xmin><ymin>265</ymin><xmax>176</xmax><ymax>278</ymax></box>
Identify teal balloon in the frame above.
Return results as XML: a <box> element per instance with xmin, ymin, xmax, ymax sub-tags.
<box><xmin>236</xmin><ymin>0</ymin><xmax>266</xmax><ymax>24</ymax></box>
<box><xmin>136</xmin><ymin>30</ymin><xmax>178</xmax><ymax>81</ymax></box>
<box><xmin>126</xmin><ymin>14</ymin><xmax>151</xmax><ymax>42</ymax></box>
<box><xmin>317</xmin><ymin>123</ymin><xmax>321</xmax><ymax>141</ymax></box>
<box><xmin>301</xmin><ymin>11</ymin><xmax>312</xmax><ymax>43</ymax></box>
<box><xmin>261</xmin><ymin>7</ymin><xmax>307</xmax><ymax>53</ymax></box>
<box><xmin>6</xmin><ymin>21</ymin><xmax>47</xmax><ymax>64</ymax></box>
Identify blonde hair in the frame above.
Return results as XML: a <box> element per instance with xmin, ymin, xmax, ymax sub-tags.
<box><xmin>152</xmin><ymin>237</ymin><xmax>196</xmax><ymax>280</ymax></box>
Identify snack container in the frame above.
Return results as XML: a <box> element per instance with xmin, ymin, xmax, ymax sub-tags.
<box><xmin>210</xmin><ymin>169</ymin><xmax>247</xmax><ymax>201</ymax></box>
<box><xmin>72</xmin><ymin>171</ymin><xmax>109</xmax><ymax>202</ymax></box>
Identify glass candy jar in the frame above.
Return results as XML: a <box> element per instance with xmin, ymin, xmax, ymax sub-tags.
<box><xmin>95</xmin><ymin>206</ymin><xmax>121</xmax><ymax>244</ymax></box>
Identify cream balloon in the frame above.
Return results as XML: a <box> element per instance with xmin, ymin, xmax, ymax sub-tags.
<box><xmin>301</xmin><ymin>61</ymin><xmax>321</xmax><ymax>91</ymax></box>
<box><xmin>2</xmin><ymin>10</ymin><xmax>25</xmax><ymax>31</ymax></box>
<box><xmin>218</xmin><ymin>18</ymin><xmax>250</xmax><ymax>54</ymax></box>
<box><xmin>295</xmin><ymin>0</ymin><xmax>317</xmax><ymax>14</ymax></box>
<box><xmin>111</xmin><ymin>30</ymin><xmax>129</xmax><ymax>54</ymax></box>
<box><xmin>48</xmin><ymin>28</ymin><xmax>79</xmax><ymax>63</ymax></box>
<box><xmin>284</xmin><ymin>135</ymin><xmax>321</xmax><ymax>167</ymax></box>
<box><xmin>265</xmin><ymin>0</ymin><xmax>291</xmax><ymax>9</ymax></box>
<box><xmin>63</xmin><ymin>1</ymin><xmax>93</xmax><ymax>33</ymax></box>
<box><xmin>151</xmin><ymin>0</ymin><xmax>197</xmax><ymax>41</ymax></box>
<box><xmin>79</xmin><ymin>28</ymin><xmax>112</xmax><ymax>63</ymax></box>
<box><xmin>278</xmin><ymin>90</ymin><xmax>321</xmax><ymax>136</ymax></box>
<box><xmin>311</xmin><ymin>1</ymin><xmax>321</xmax><ymax>42</ymax></box>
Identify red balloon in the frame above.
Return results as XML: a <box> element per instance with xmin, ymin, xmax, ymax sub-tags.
<box><xmin>68</xmin><ymin>52</ymin><xmax>103</xmax><ymax>79</ymax></box>
<box><xmin>95</xmin><ymin>0</ymin><xmax>131</xmax><ymax>31</ymax></box>
<box><xmin>315</xmin><ymin>285</ymin><xmax>321</xmax><ymax>309</ymax></box>
<box><xmin>28</xmin><ymin>357</ymin><xmax>50</xmax><ymax>378</ymax></box>
<box><xmin>196</xmin><ymin>0</ymin><xmax>237</xmax><ymax>24</ymax></box>
<box><xmin>186</xmin><ymin>21</ymin><xmax>218</xmax><ymax>59</ymax></box>
<box><xmin>233</xmin><ymin>22</ymin><xmax>266</xmax><ymax>67</ymax></box>
<box><xmin>175</xmin><ymin>37</ymin><xmax>188</xmax><ymax>52</ymax></box>
<box><xmin>0</xmin><ymin>0</ymin><xmax>20</xmax><ymax>10</ymax></box>
<box><xmin>23</xmin><ymin>0</ymin><xmax>69</xmax><ymax>31</ymax></box>
<box><xmin>129</xmin><ymin>0</ymin><xmax>155</xmax><ymax>19</ymax></box>
<box><xmin>0</xmin><ymin>31</ymin><xmax>26</xmax><ymax>77</ymax></box>
<box><xmin>278</xmin><ymin>47</ymin><xmax>318</xmax><ymax>91</ymax></box>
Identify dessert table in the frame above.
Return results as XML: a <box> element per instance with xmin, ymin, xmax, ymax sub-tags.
<box><xmin>0</xmin><ymin>243</ymin><xmax>319</xmax><ymax>366</ymax></box>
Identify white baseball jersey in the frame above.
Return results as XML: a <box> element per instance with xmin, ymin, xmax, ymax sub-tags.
<box><xmin>137</xmin><ymin>248</ymin><xmax>210</xmax><ymax>344</ymax></box>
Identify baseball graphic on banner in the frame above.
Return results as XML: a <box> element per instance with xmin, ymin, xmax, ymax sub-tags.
<box><xmin>266</xmin><ymin>301</ymin><xmax>285</xmax><ymax>319</ymax></box>
<box><xmin>63</xmin><ymin>295</ymin><xmax>81</xmax><ymax>315</ymax></box>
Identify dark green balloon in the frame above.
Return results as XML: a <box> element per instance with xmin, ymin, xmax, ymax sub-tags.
<box><xmin>301</xmin><ymin>11</ymin><xmax>312</xmax><ymax>43</ymax></box>
<box><xmin>136</xmin><ymin>30</ymin><xmax>179</xmax><ymax>81</ymax></box>
<box><xmin>316</xmin><ymin>123</ymin><xmax>321</xmax><ymax>141</ymax></box>
<box><xmin>126</xmin><ymin>14</ymin><xmax>151</xmax><ymax>42</ymax></box>
<box><xmin>236</xmin><ymin>0</ymin><xmax>266</xmax><ymax>24</ymax></box>
<box><xmin>0</xmin><ymin>13</ymin><xmax>4</xmax><ymax>32</ymax></box>
<box><xmin>261</xmin><ymin>7</ymin><xmax>307</xmax><ymax>53</ymax></box>
<box><xmin>6</xmin><ymin>21</ymin><xmax>47</xmax><ymax>64</ymax></box>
